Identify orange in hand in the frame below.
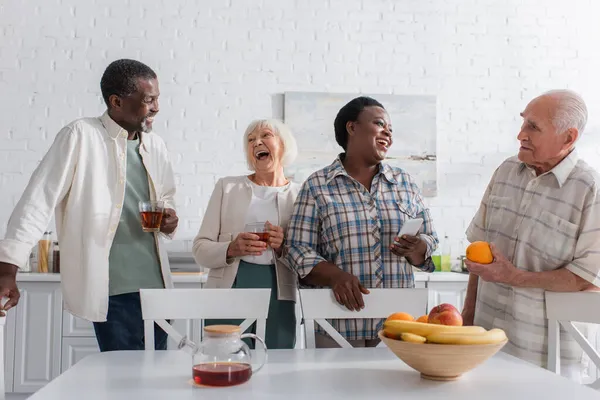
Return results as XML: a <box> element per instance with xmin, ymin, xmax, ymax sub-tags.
<box><xmin>466</xmin><ymin>241</ymin><xmax>493</xmax><ymax>264</ymax></box>
<box><xmin>385</xmin><ymin>312</ymin><xmax>414</xmax><ymax>323</ymax></box>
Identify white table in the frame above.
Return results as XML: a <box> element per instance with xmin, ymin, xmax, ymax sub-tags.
<box><xmin>28</xmin><ymin>348</ymin><xmax>600</xmax><ymax>399</ymax></box>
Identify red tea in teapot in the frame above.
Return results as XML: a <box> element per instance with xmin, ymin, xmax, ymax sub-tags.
<box><xmin>192</xmin><ymin>362</ymin><xmax>252</xmax><ymax>387</ymax></box>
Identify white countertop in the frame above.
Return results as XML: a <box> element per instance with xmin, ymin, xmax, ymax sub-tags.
<box><xmin>414</xmin><ymin>271</ymin><xmax>468</xmax><ymax>282</ymax></box>
<box><xmin>16</xmin><ymin>272</ymin><xmax>207</xmax><ymax>283</ymax></box>
<box><xmin>27</xmin><ymin>348</ymin><xmax>599</xmax><ymax>399</ymax></box>
<box><xmin>20</xmin><ymin>250</ymin><xmax>468</xmax><ymax>284</ymax></box>
<box><xmin>426</xmin><ymin>271</ymin><xmax>470</xmax><ymax>282</ymax></box>
<box><xmin>17</xmin><ymin>271</ymin><xmax>468</xmax><ymax>283</ymax></box>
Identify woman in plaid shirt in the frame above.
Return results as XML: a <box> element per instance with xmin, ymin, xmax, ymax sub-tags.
<box><xmin>286</xmin><ymin>96</ymin><xmax>439</xmax><ymax>347</ymax></box>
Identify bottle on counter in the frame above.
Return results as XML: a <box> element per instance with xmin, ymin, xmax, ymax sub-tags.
<box><xmin>52</xmin><ymin>241</ymin><xmax>60</xmax><ymax>273</ymax></box>
<box><xmin>455</xmin><ymin>238</ymin><xmax>468</xmax><ymax>273</ymax></box>
<box><xmin>24</xmin><ymin>251</ymin><xmax>35</xmax><ymax>273</ymax></box>
<box><xmin>432</xmin><ymin>248</ymin><xmax>441</xmax><ymax>272</ymax></box>
<box><xmin>441</xmin><ymin>234</ymin><xmax>452</xmax><ymax>272</ymax></box>
<box><xmin>37</xmin><ymin>231</ymin><xmax>52</xmax><ymax>273</ymax></box>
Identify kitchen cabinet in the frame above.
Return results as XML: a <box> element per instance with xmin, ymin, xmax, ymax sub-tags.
<box><xmin>60</xmin><ymin>337</ymin><xmax>99</xmax><ymax>374</ymax></box>
<box><xmin>62</xmin><ymin>311</ymin><xmax>96</xmax><ymax>337</ymax></box>
<box><xmin>4</xmin><ymin>304</ymin><xmax>16</xmax><ymax>393</ymax></box>
<box><xmin>426</xmin><ymin>281</ymin><xmax>468</xmax><ymax>313</ymax></box>
<box><xmin>12</xmin><ymin>282</ymin><xmax>63</xmax><ymax>393</ymax></box>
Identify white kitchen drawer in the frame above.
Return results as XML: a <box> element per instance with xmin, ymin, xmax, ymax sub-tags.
<box><xmin>61</xmin><ymin>337</ymin><xmax>99</xmax><ymax>373</ymax></box>
<box><xmin>13</xmin><ymin>283</ymin><xmax>63</xmax><ymax>393</ymax></box>
<box><xmin>426</xmin><ymin>281</ymin><xmax>468</xmax><ymax>313</ymax></box>
<box><xmin>62</xmin><ymin>311</ymin><xmax>95</xmax><ymax>337</ymax></box>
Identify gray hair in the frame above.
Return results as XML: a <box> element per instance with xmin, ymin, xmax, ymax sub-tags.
<box><xmin>243</xmin><ymin>119</ymin><xmax>298</xmax><ymax>171</ymax></box>
<box><xmin>543</xmin><ymin>89</ymin><xmax>588</xmax><ymax>135</ymax></box>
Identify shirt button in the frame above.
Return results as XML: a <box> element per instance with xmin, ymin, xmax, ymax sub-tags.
<box><xmin>120</xmin><ymin>132</ymin><xmax>127</xmax><ymax>138</ymax></box>
<box><xmin>116</xmin><ymin>204</ymin><xmax>122</xmax><ymax>209</ymax></box>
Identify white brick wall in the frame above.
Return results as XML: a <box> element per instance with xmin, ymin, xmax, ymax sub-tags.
<box><xmin>1</xmin><ymin>0</ymin><xmax>600</xmax><ymax>257</ymax></box>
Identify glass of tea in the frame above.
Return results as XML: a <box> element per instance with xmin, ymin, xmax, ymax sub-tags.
<box><xmin>244</xmin><ymin>221</ymin><xmax>269</xmax><ymax>243</ymax></box>
<box><xmin>138</xmin><ymin>200</ymin><xmax>164</xmax><ymax>232</ymax></box>
<box><xmin>192</xmin><ymin>324</ymin><xmax>267</xmax><ymax>387</ymax></box>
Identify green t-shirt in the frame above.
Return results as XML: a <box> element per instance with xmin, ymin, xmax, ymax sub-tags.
<box><xmin>108</xmin><ymin>138</ymin><xmax>164</xmax><ymax>296</ymax></box>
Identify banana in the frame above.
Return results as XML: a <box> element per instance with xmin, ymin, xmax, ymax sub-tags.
<box><xmin>400</xmin><ymin>332</ymin><xmax>426</xmax><ymax>343</ymax></box>
<box><xmin>383</xmin><ymin>320</ymin><xmax>486</xmax><ymax>338</ymax></box>
<box><xmin>426</xmin><ymin>328</ymin><xmax>507</xmax><ymax>345</ymax></box>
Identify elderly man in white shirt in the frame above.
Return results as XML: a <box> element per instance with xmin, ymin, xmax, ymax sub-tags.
<box><xmin>0</xmin><ymin>59</ymin><xmax>178</xmax><ymax>351</ymax></box>
<box><xmin>463</xmin><ymin>89</ymin><xmax>600</xmax><ymax>382</ymax></box>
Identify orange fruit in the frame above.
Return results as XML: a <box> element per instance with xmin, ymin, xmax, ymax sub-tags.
<box><xmin>466</xmin><ymin>241</ymin><xmax>493</xmax><ymax>264</ymax></box>
<box><xmin>383</xmin><ymin>331</ymin><xmax>401</xmax><ymax>340</ymax></box>
<box><xmin>386</xmin><ymin>312</ymin><xmax>414</xmax><ymax>322</ymax></box>
<box><xmin>416</xmin><ymin>315</ymin><xmax>428</xmax><ymax>323</ymax></box>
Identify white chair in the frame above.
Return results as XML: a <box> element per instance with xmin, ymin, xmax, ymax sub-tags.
<box><xmin>140</xmin><ymin>288</ymin><xmax>271</xmax><ymax>351</ymax></box>
<box><xmin>299</xmin><ymin>288</ymin><xmax>428</xmax><ymax>348</ymax></box>
<box><xmin>546</xmin><ymin>291</ymin><xmax>600</xmax><ymax>389</ymax></box>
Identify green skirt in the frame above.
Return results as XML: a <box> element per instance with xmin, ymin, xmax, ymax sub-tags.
<box><xmin>204</xmin><ymin>260</ymin><xmax>296</xmax><ymax>349</ymax></box>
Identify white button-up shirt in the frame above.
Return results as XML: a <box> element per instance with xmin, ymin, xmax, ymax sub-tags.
<box><xmin>0</xmin><ymin>112</ymin><xmax>176</xmax><ymax>321</ymax></box>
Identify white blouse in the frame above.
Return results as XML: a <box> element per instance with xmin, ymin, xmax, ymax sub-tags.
<box><xmin>242</xmin><ymin>178</ymin><xmax>289</xmax><ymax>265</ymax></box>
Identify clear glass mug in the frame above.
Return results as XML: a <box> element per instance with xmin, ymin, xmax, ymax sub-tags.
<box><xmin>138</xmin><ymin>200</ymin><xmax>164</xmax><ymax>232</ymax></box>
<box><xmin>191</xmin><ymin>325</ymin><xmax>267</xmax><ymax>387</ymax></box>
<box><xmin>244</xmin><ymin>222</ymin><xmax>269</xmax><ymax>244</ymax></box>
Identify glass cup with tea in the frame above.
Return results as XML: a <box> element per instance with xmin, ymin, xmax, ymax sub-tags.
<box><xmin>191</xmin><ymin>324</ymin><xmax>267</xmax><ymax>387</ymax></box>
<box><xmin>138</xmin><ymin>200</ymin><xmax>164</xmax><ymax>233</ymax></box>
<box><xmin>244</xmin><ymin>221</ymin><xmax>269</xmax><ymax>244</ymax></box>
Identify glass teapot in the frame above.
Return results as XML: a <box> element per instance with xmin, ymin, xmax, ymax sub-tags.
<box><xmin>176</xmin><ymin>324</ymin><xmax>267</xmax><ymax>387</ymax></box>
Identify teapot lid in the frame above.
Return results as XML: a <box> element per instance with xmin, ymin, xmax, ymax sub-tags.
<box><xmin>204</xmin><ymin>324</ymin><xmax>241</xmax><ymax>335</ymax></box>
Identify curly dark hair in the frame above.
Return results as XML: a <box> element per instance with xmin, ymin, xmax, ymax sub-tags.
<box><xmin>334</xmin><ymin>96</ymin><xmax>384</xmax><ymax>150</ymax></box>
<box><xmin>100</xmin><ymin>59</ymin><xmax>157</xmax><ymax>107</ymax></box>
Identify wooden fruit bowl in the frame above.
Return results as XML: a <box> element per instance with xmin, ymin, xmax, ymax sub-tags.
<box><xmin>378</xmin><ymin>330</ymin><xmax>508</xmax><ymax>381</ymax></box>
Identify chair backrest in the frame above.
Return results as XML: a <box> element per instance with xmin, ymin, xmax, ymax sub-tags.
<box><xmin>0</xmin><ymin>315</ymin><xmax>5</xmax><ymax>400</ymax></box>
<box><xmin>140</xmin><ymin>288</ymin><xmax>271</xmax><ymax>351</ymax></box>
<box><xmin>546</xmin><ymin>291</ymin><xmax>600</xmax><ymax>390</ymax></box>
<box><xmin>299</xmin><ymin>288</ymin><xmax>428</xmax><ymax>348</ymax></box>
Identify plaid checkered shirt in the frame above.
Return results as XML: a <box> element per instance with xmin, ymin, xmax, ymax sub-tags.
<box><xmin>286</xmin><ymin>155</ymin><xmax>438</xmax><ymax>341</ymax></box>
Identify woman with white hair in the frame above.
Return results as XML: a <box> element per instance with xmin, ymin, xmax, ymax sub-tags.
<box><xmin>193</xmin><ymin>119</ymin><xmax>300</xmax><ymax>349</ymax></box>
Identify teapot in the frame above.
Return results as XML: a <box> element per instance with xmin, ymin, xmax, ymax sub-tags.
<box><xmin>173</xmin><ymin>324</ymin><xmax>267</xmax><ymax>387</ymax></box>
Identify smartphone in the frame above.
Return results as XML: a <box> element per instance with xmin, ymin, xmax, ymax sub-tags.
<box><xmin>397</xmin><ymin>218</ymin><xmax>423</xmax><ymax>237</ymax></box>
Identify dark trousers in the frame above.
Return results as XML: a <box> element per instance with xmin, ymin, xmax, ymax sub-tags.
<box><xmin>93</xmin><ymin>292</ymin><xmax>168</xmax><ymax>352</ymax></box>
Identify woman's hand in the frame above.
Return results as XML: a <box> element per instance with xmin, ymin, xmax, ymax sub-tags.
<box><xmin>301</xmin><ymin>262</ymin><xmax>370</xmax><ymax>311</ymax></box>
<box><xmin>329</xmin><ymin>269</ymin><xmax>371</xmax><ymax>311</ymax></box>
<box><xmin>390</xmin><ymin>234</ymin><xmax>428</xmax><ymax>266</ymax></box>
<box><xmin>266</xmin><ymin>221</ymin><xmax>285</xmax><ymax>256</ymax></box>
<box><xmin>226</xmin><ymin>233</ymin><xmax>267</xmax><ymax>258</ymax></box>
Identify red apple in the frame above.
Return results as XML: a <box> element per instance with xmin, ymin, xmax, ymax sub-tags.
<box><xmin>428</xmin><ymin>303</ymin><xmax>463</xmax><ymax>326</ymax></box>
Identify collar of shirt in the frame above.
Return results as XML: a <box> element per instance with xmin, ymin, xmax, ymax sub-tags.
<box><xmin>99</xmin><ymin>111</ymin><xmax>151</xmax><ymax>152</ymax></box>
<box><xmin>325</xmin><ymin>153</ymin><xmax>398</xmax><ymax>185</ymax></box>
<box><xmin>518</xmin><ymin>149</ymin><xmax>579</xmax><ymax>187</ymax></box>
